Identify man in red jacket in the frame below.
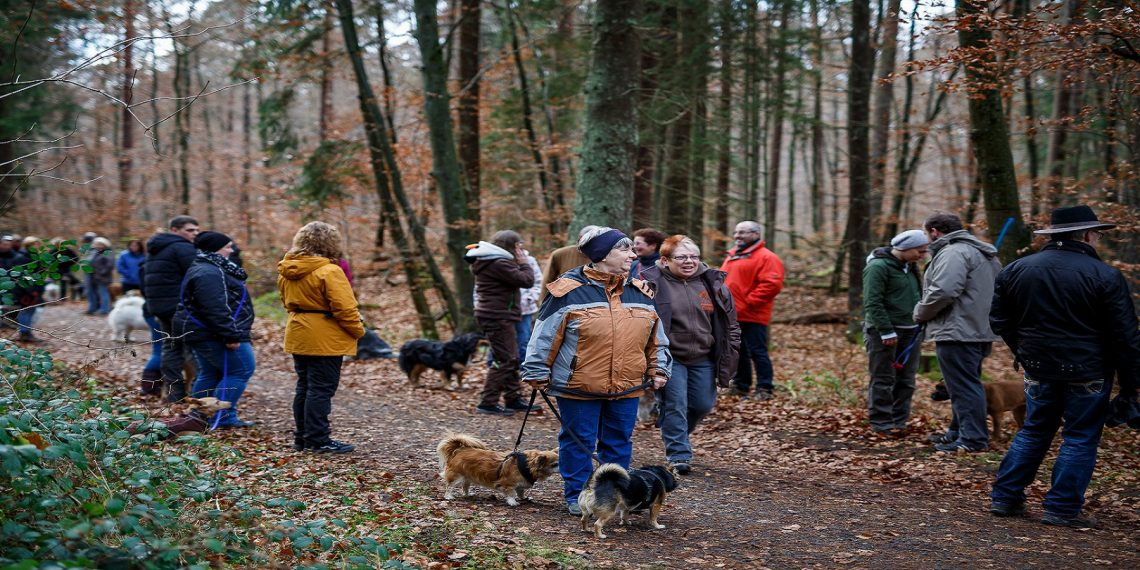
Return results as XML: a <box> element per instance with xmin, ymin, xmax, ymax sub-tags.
<box><xmin>721</xmin><ymin>221</ymin><xmax>785</xmax><ymax>400</ymax></box>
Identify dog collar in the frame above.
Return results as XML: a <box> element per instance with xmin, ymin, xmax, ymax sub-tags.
<box><xmin>515</xmin><ymin>452</ymin><xmax>536</xmax><ymax>485</ymax></box>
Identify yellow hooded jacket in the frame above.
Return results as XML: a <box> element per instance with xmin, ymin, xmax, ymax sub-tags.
<box><xmin>277</xmin><ymin>255</ymin><xmax>365</xmax><ymax>356</ymax></box>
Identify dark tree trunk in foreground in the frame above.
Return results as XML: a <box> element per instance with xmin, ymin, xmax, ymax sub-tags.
<box><xmin>844</xmin><ymin>0</ymin><xmax>874</xmax><ymax>335</ymax></box>
<box><xmin>457</xmin><ymin>0</ymin><xmax>481</xmax><ymax>231</ymax></box>
<box><xmin>870</xmin><ymin>0</ymin><xmax>901</xmax><ymax>236</ymax></box>
<box><xmin>118</xmin><ymin>0</ymin><xmax>136</xmax><ymax>237</ymax></box>
<box><xmin>569</xmin><ymin>0</ymin><xmax>642</xmax><ymax>235</ymax></box>
<box><xmin>957</xmin><ymin>0</ymin><xmax>1027</xmax><ymax>263</ymax></box>
<box><xmin>713</xmin><ymin>0</ymin><xmax>735</xmax><ymax>254</ymax></box>
<box><xmin>335</xmin><ymin>0</ymin><xmax>441</xmax><ymax>338</ymax></box>
<box><xmin>413</xmin><ymin>0</ymin><xmax>477</xmax><ymax>329</ymax></box>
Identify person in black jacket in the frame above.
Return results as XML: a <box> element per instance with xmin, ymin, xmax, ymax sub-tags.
<box><xmin>173</xmin><ymin>231</ymin><xmax>256</xmax><ymax>429</ymax></box>
<box><xmin>0</xmin><ymin>235</ymin><xmax>42</xmax><ymax>342</ymax></box>
<box><xmin>142</xmin><ymin>215</ymin><xmax>200</xmax><ymax>401</ymax></box>
<box><xmin>989</xmin><ymin>205</ymin><xmax>1140</xmax><ymax>529</ymax></box>
<box><xmin>465</xmin><ymin>230</ymin><xmax>536</xmax><ymax>416</ymax></box>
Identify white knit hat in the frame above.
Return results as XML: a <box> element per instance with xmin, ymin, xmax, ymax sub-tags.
<box><xmin>890</xmin><ymin>229</ymin><xmax>928</xmax><ymax>251</ymax></box>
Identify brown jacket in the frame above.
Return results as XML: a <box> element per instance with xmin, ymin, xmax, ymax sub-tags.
<box><xmin>540</xmin><ymin>245</ymin><xmax>589</xmax><ymax>304</ymax></box>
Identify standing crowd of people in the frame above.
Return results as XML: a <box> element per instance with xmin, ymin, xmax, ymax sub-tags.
<box><xmin>2</xmin><ymin>203</ymin><xmax>1134</xmax><ymax>530</ymax></box>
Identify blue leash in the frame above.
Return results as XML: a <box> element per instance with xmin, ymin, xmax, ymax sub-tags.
<box><xmin>892</xmin><ymin>325</ymin><xmax>924</xmax><ymax>370</ymax></box>
<box><xmin>994</xmin><ymin>216</ymin><xmax>1015</xmax><ymax>249</ymax></box>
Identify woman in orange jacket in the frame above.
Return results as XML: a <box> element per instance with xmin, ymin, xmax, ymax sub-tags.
<box><xmin>278</xmin><ymin>222</ymin><xmax>365</xmax><ymax>454</ymax></box>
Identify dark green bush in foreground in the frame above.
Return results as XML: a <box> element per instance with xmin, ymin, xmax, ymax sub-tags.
<box><xmin>0</xmin><ymin>343</ymin><xmax>405</xmax><ymax>569</ymax></box>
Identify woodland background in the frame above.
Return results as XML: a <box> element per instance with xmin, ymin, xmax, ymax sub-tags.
<box><xmin>2</xmin><ymin>0</ymin><xmax>1140</xmax><ymax>332</ymax></box>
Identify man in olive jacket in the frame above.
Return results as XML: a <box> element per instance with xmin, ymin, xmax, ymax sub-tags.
<box><xmin>989</xmin><ymin>206</ymin><xmax>1140</xmax><ymax>528</ymax></box>
<box><xmin>862</xmin><ymin>229</ymin><xmax>928</xmax><ymax>434</ymax></box>
<box><xmin>913</xmin><ymin>212</ymin><xmax>1002</xmax><ymax>452</ymax></box>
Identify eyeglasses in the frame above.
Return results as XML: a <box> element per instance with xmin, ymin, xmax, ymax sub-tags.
<box><xmin>671</xmin><ymin>255</ymin><xmax>700</xmax><ymax>262</ymax></box>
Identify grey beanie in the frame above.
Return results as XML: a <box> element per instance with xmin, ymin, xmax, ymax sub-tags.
<box><xmin>890</xmin><ymin>229</ymin><xmax>928</xmax><ymax>251</ymax></box>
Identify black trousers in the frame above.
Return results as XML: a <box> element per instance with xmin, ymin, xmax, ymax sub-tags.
<box><xmin>158</xmin><ymin>314</ymin><xmax>196</xmax><ymax>402</ymax></box>
<box><xmin>292</xmin><ymin>354</ymin><xmax>344</xmax><ymax>446</ymax></box>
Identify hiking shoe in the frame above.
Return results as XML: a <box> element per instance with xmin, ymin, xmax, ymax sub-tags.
<box><xmin>928</xmin><ymin>432</ymin><xmax>957</xmax><ymax>444</ymax></box>
<box><xmin>214</xmin><ymin>419</ymin><xmax>256</xmax><ymax>429</ymax></box>
<box><xmin>16</xmin><ymin>332</ymin><xmax>41</xmax><ymax>343</ymax></box>
<box><xmin>934</xmin><ymin>441</ymin><xmax>986</xmax><ymax>453</ymax></box>
<box><xmin>670</xmin><ymin>462</ymin><xmax>691</xmax><ymax>475</ymax></box>
<box><xmin>292</xmin><ymin>440</ymin><xmax>307</xmax><ymax>452</ymax></box>
<box><xmin>310</xmin><ymin>440</ymin><xmax>355</xmax><ymax>454</ymax></box>
<box><xmin>567</xmin><ymin>502</ymin><xmax>582</xmax><ymax>516</ymax></box>
<box><xmin>476</xmin><ymin>404</ymin><xmax>515</xmax><ymax>416</ymax></box>
<box><xmin>725</xmin><ymin>387</ymin><xmax>750</xmax><ymax>398</ymax></box>
<box><xmin>503</xmin><ymin>399</ymin><xmax>535</xmax><ymax>412</ymax></box>
<box><xmin>754</xmin><ymin>388</ymin><xmax>774</xmax><ymax>401</ymax></box>
<box><xmin>1042</xmin><ymin>512</ymin><xmax>1098</xmax><ymax>529</ymax></box>
<box><xmin>990</xmin><ymin>501</ymin><xmax>1027</xmax><ymax>517</ymax></box>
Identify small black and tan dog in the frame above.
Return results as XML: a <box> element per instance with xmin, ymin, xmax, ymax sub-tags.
<box><xmin>398</xmin><ymin>332</ymin><xmax>487</xmax><ymax>390</ymax></box>
<box><xmin>578</xmin><ymin>463</ymin><xmax>679</xmax><ymax>539</ymax></box>
<box><xmin>932</xmin><ymin>380</ymin><xmax>1026</xmax><ymax>441</ymax></box>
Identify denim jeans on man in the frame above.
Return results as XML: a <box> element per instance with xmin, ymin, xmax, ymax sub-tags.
<box><xmin>515</xmin><ymin>313</ymin><xmax>533</xmax><ymax>363</ymax></box>
<box><xmin>189</xmin><ymin>340</ymin><xmax>256</xmax><ymax>427</ymax></box>
<box><xmin>991</xmin><ymin>376</ymin><xmax>1111</xmax><ymax>517</ymax></box>
<box><xmin>86</xmin><ymin>276</ymin><xmax>110</xmax><ymax>315</ymax></box>
<box><xmin>143</xmin><ymin>314</ymin><xmax>162</xmax><ymax>373</ymax></box>
<box><xmin>936</xmin><ymin>341</ymin><xmax>990</xmax><ymax>449</ymax></box>
<box><xmin>292</xmin><ymin>354</ymin><xmax>345</xmax><ymax>446</ymax></box>
<box><xmin>659</xmin><ymin>360</ymin><xmax>716</xmax><ymax>464</ymax></box>
<box><xmin>865</xmin><ymin>327</ymin><xmax>922</xmax><ymax>431</ymax></box>
<box><xmin>557</xmin><ymin>396</ymin><xmax>638</xmax><ymax>505</ymax></box>
<box><xmin>734</xmin><ymin>322</ymin><xmax>773</xmax><ymax>393</ymax></box>
<box><xmin>15</xmin><ymin>306</ymin><xmax>36</xmax><ymax>335</ymax></box>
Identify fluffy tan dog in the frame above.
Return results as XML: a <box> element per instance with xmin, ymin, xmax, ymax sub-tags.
<box><xmin>437</xmin><ymin>433</ymin><xmax>559</xmax><ymax>506</ymax></box>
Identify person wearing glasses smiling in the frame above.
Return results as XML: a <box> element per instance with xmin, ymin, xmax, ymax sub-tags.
<box><xmin>721</xmin><ymin>220</ymin><xmax>785</xmax><ymax>400</ymax></box>
<box><xmin>641</xmin><ymin>235</ymin><xmax>740</xmax><ymax>474</ymax></box>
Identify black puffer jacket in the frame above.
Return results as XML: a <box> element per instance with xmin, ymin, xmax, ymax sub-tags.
<box><xmin>172</xmin><ymin>253</ymin><xmax>254</xmax><ymax>345</ymax></box>
<box><xmin>142</xmin><ymin>233</ymin><xmax>197</xmax><ymax>318</ymax></box>
<box><xmin>990</xmin><ymin>240</ymin><xmax>1140</xmax><ymax>386</ymax></box>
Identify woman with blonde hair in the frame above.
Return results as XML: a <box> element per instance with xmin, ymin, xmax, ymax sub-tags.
<box><xmin>278</xmin><ymin>221</ymin><xmax>365</xmax><ymax>454</ymax></box>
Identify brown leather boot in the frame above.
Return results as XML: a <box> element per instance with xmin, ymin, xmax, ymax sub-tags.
<box><xmin>140</xmin><ymin>369</ymin><xmax>162</xmax><ymax>396</ymax></box>
<box><xmin>160</xmin><ymin>414</ymin><xmax>208</xmax><ymax>439</ymax></box>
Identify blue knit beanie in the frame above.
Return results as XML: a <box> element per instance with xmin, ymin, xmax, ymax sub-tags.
<box><xmin>579</xmin><ymin>228</ymin><xmax>628</xmax><ymax>263</ymax></box>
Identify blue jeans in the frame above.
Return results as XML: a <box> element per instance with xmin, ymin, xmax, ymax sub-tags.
<box><xmin>189</xmin><ymin>341</ymin><xmax>256</xmax><ymax>427</ymax></box>
<box><xmin>991</xmin><ymin>376</ymin><xmax>1111</xmax><ymax>517</ymax></box>
<box><xmin>557</xmin><ymin>396</ymin><xmax>639</xmax><ymax>505</ymax></box>
<box><xmin>515</xmin><ymin>313</ymin><xmax>533</xmax><ymax>363</ymax></box>
<box><xmin>16</xmin><ymin>305</ymin><xmax>36</xmax><ymax>335</ymax></box>
<box><xmin>86</xmin><ymin>277</ymin><xmax>110</xmax><ymax>314</ymax></box>
<box><xmin>734</xmin><ymin>322</ymin><xmax>773</xmax><ymax>392</ymax></box>
<box><xmin>659</xmin><ymin>360</ymin><xmax>717</xmax><ymax>464</ymax></box>
<box><xmin>144</xmin><ymin>314</ymin><xmax>163</xmax><ymax>373</ymax></box>
<box><xmin>936</xmin><ymin>342</ymin><xmax>990</xmax><ymax>449</ymax></box>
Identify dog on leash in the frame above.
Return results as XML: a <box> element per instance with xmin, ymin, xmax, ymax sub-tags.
<box><xmin>578</xmin><ymin>463</ymin><xmax>679</xmax><ymax>539</ymax></box>
<box><xmin>437</xmin><ymin>433</ymin><xmax>559</xmax><ymax>506</ymax></box>
<box><xmin>107</xmin><ymin>292</ymin><xmax>149</xmax><ymax>342</ymax></box>
<box><xmin>398</xmin><ymin>332</ymin><xmax>487</xmax><ymax>390</ymax></box>
<box><xmin>932</xmin><ymin>381</ymin><xmax>1026</xmax><ymax>441</ymax></box>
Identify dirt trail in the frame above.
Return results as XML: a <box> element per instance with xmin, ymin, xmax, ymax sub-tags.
<box><xmin>30</xmin><ymin>301</ymin><xmax>1139</xmax><ymax>569</ymax></box>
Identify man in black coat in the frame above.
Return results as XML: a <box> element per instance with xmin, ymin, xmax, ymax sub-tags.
<box><xmin>988</xmin><ymin>205</ymin><xmax>1140</xmax><ymax>529</ymax></box>
<box><xmin>142</xmin><ymin>215</ymin><xmax>200</xmax><ymax>401</ymax></box>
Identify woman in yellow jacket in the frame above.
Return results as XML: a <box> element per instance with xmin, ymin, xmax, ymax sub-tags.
<box><xmin>278</xmin><ymin>222</ymin><xmax>365</xmax><ymax>454</ymax></box>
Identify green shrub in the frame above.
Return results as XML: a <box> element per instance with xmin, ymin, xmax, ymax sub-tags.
<box><xmin>254</xmin><ymin>290</ymin><xmax>288</xmax><ymax>325</ymax></box>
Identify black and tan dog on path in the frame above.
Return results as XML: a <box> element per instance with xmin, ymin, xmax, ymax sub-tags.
<box><xmin>932</xmin><ymin>380</ymin><xmax>1026</xmax><ymax>441</ymax></box>
<box><xmin>578</xmin><ymin>463</ymin><xmax>679</xmax><ymax>539</ymax></box>
<box><xmin>437</xmin><ymin>433</ymin><xmax>559</xmax><ymax>506</ymax></box>
<box><xmin>398</xmin><ymin>332</ymin><xmax>487</xmax><ymax>390</ymax></box>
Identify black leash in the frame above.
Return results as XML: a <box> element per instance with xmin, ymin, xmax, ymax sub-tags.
<box><xmin>496</xmin><ymin>388</ymin><xmax>540</xmax><ymax>480</ymax></box>
<box><xmin>536</xmin><ymin>388</ymin><xmax>601</xmax><ymax>467</ymax></box>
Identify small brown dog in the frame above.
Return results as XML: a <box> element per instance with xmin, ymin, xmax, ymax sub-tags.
<box><xmin>437</xmin><ymin>433</ymin><xmax>559</xmax><ymax>506</ymax></box>
<box><xmin>932</xmin><ymin>380</ymin><xmax>1026</xmax><ymax>441</ymax></box>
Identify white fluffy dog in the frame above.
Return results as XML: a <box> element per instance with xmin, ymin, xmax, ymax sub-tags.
<box><xmin>107</xmin><ymin>292</ymin><xmax>148</xmax><ymax>342</ymax></box>
<box><xmin>43</xmin><ymin>282</ymin><xmax>61</xmax><ymax>303</ymax></box>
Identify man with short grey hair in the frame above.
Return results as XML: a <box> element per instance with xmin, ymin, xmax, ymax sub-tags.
<box><xmin>914</xmin><ymin>212</ymin><xmax>1001</xmax><ymax>452</ymax></box>
<box><xmin>721</xmin><ymin>220</ymin><xmax>784</xmax><ymax>400</ymax></box>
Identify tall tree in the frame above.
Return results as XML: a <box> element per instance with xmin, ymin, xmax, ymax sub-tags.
<box><xmin>844</xmin><ymin>0</ymin><xmax>875</xmax><ymax>333</ymax></box>
<box><xmin>413</xmin><ymin>0</ymin><xmax>477</xmax><ymax>328</ymax></box>
<box><xmin>956</xmin><ymin>0</ymin><xmax>1027</xmax><ymax>262</ymax></box>
<box><xmin>661</xmin><ymin>0</ymin><xmax>710</xmax><ymax>238</ymax></box>
<box><xmin>712</xmin><ymin>0</ymin><xmax>736</xmax><ymax>253</ymax></box>
<box><xmin>568</xmin><ymin>0</ymin><xmax>642</xmax><ymax>235</ymax></box>
<box><xmin>764</xmin><ymin>0</ymin><xmax>792</xmax><ymax>247</ymax></box>
<box><xmin>118</xmin><ymin>0</ymin><xmax>136</xmax><ymax>237</ymax></box>
<box><xmin>457</xmin><ymin>0</ymin><xmax>481</xmax><ymax>231</ymax></box>
<box><xmin>870</xmin><ymin>0</ymin><xmax>901</xmax><ymax>236</ymax></box>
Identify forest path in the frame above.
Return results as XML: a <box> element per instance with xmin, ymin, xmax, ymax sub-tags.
<box><xmin>31</xmin><ymin>299</ymin><xmax>1139</xmax><ymax>569</ymax></box>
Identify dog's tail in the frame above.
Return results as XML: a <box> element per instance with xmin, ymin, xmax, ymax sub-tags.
<box><xmin>437</xmin><ymin>433</ymin><xmax>489</xmax><ymax>469</ymax></box>
<box><xmin>588</xmin><ymin>463</ymin><xmax>631</xmax><ymax>500</ymax></box>
<box><xmin>397</xmin><ymin>344</ymin><xmax>416</xmax><ymax>375</ymax></box>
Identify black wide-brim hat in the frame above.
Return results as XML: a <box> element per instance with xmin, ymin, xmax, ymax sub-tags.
<box><xmin>1033</xmin><ymin>205</ymin><xmax>1117</xmax><ymax>235</ymax></box>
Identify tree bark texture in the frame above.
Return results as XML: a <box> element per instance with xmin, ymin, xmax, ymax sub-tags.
<box><xmin>713</xmin><ymin>0</ymin><xmax>735</xmax><ymax>254</ymax></box>
<box><xmin>869</xmin><ymin>0</ymin><xmax>901</xmax><ymax>237</ymax></box>
<box><xmin>568</xmin><ymin>0</ymin><xmax>642</xmax><ymax>236</ymax></box>
<box><xmin>118</xmin><ymin>0</ymin><xmax>135</xmax><ymax>237</ymax></box>
<box><xmin>957</xmin><ymin>0</ymin><xmax>1028</xmax><ymax>263</ymax></box>
<box><xmin>764</xmin><ymin>0</ymin><xmax>792</xmax><ymax>247</ymax></box>
<box><xmin>845</xmin><ymin>0</ymin><xmax>875</xmax><ymax>333</ymax></box>
<box><xmin>457</xmin><ymin>0</ymin><xmax>481</xmax><ymax>231</ymax></box>
<box><xmin>413</xmin><ymin>0</ymin><xmax>477</xmax><ymax>329</ymax></box>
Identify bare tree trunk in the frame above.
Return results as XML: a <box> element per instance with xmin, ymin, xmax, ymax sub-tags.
<box><xmin>764</xmin><ymin>0</ymin><xmax>791</xmax><ymax>246</ymax></box>
<box><xmin>809</xmin><ymin>0</ymin><xmax>825</xmax><ymax>235</ymax></box>
<box><xmin>870</xmin><ymin>0</ymin><xmax>901</xmax><ymax>237</ymax></box>
<box><xmin>845</xmin><ymin>0</ymin><xmax>875</xmax><ymax>335</ymax></box>
<box><xmin>457</xmin><ymin>0</ymin><xmax>481</xmax><ymax>232</ymax></box>
<box><xmin>1043</xmin><ymin>0</ymin><xmax>1082</xmax><ymax>209</ymax></box>
<box><xmin>318</xmin><ymin>5</ymin><xmax>334</xmax><ymax>141</ymax></box>
<box><xmin>713</xmin><ymin>0</ymin><xmax>735</xmax><ymax>254</ymax></box>
<box><xmin>335</xmin><ymin>0</ymin><xmax>441</xmax><ymax>338</ymax></box>
<box><xmin>568</xmin><ymin>0</ymin><xmax>642</xmax><ymax>234</ymax></box>
<box><xmin>118</xmin><ymin>0</ymin><xmax>136</xmax><ymax>236</ymax></box>
<box><xmin>413</xmin><ymin>0</ymin><xmax>478</xmax><ymax>329</ymax></box>
<box><xmin>192</xmin><ymin>50</ymin><xmax>217</xmax><ymax>228</ymax></box>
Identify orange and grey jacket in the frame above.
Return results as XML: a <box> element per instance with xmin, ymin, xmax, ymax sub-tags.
<box><xmin>521</xmin><ymin>265</ymin><xmax>672</xmax><ymax>400</ymax></box>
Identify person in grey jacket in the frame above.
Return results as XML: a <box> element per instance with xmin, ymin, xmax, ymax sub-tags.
<box><xmin>913</xmin><ymin>212</ymin><xmax>1002</xmax><ymax>452</ymax></box>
